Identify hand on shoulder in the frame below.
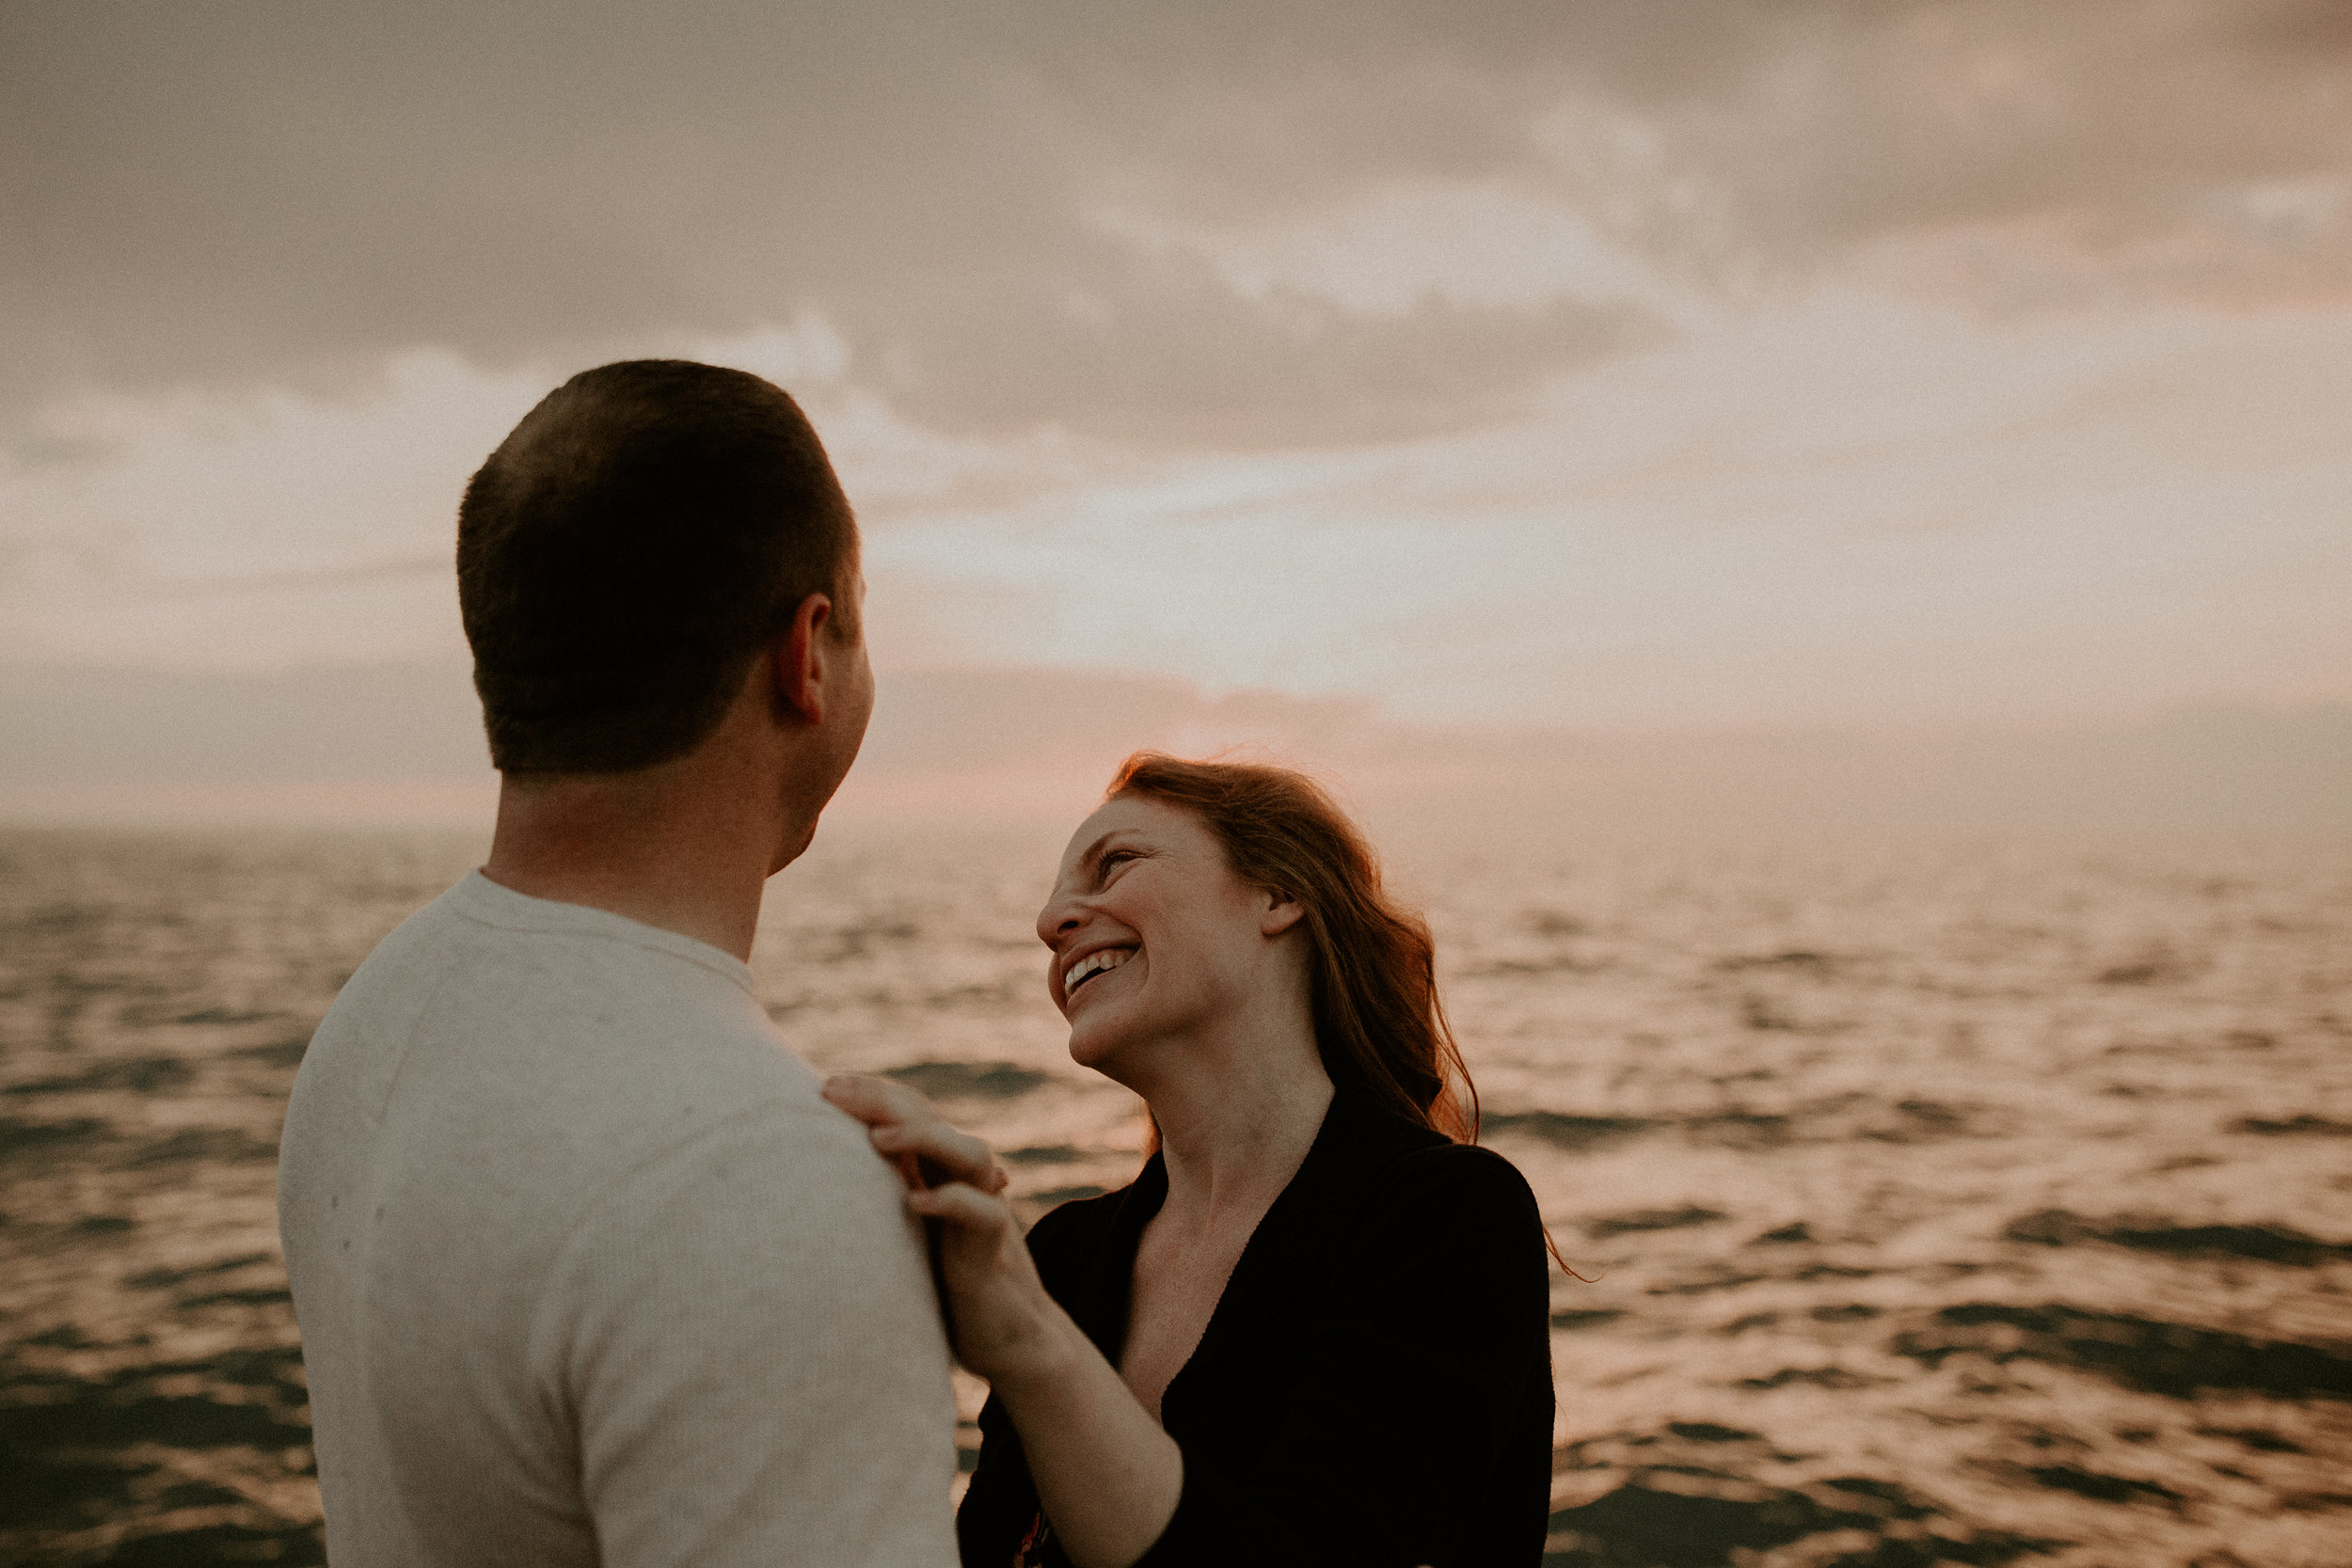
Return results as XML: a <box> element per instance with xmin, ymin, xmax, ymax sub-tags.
<box><xmin>821</xmin><ymin>1074</ymin><xmax>1078</xmax><ymax>1389</ymax></box>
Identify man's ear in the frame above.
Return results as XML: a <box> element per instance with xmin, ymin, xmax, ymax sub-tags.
<box><xmin>772</xmin><ymin>592</ymin><xmax>835</xmax><ymax>726</ymax></box>
<box><xmin>1261</xmin><ymin>890</ymin><xmax>1306</xmax><ymax>938</ymax></box>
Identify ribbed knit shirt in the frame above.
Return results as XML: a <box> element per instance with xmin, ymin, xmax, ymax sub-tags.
<box><xmin>278</xmin><ymin>871</ymin><xmax>957</xmax><ymax>1567</ymax></box>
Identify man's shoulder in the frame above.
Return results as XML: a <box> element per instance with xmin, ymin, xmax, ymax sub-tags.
<box><xmin>294</xmin><ymin>874</ymin><xmax>840</xmax><ymax>1209</ymax></box>
<box><xmin>321</xmin><ymin>873</ymin><xmax>787</xmax><ymax>1068</ymax></box>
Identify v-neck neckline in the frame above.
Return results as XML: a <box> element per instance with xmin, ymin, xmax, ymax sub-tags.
<box><xmin>1062</xmin><ymin>1091</ymin><xmax>1422</xmax><ymax>1420</ymax></box>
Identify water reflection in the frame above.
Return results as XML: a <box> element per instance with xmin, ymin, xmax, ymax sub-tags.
<box><xmin>1</xmin><ymin>826</ymin><xmax>2346</xmax><ymax>1565</ymax></box>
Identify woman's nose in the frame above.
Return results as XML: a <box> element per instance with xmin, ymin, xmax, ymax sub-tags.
<box><xmin>1035</xmin><ymin>891</ymin><xmax>1084</xmax><ymax>947</ymax></box>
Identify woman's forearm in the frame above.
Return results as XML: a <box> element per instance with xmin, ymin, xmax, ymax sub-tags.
<box><xmin>816</xmin><ymin>1076</ymin><xmax>1183</xmax><ymax>1564</ymax></box>
<box><xmin>990</xmin><ymin>1311</ymin><xmax>1184</xmax><ymax>1568</ymax></box>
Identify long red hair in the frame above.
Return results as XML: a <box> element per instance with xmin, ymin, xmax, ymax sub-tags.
<box><xmin>1108</xmin><ymin>752</ymin><xmax>1479</xmax><ymax>1144</ymax></box>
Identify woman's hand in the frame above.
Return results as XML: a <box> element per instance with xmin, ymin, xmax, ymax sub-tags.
<box><xmin>820</xmin><ymin>1074</ymin><xmax>1075</xmax><ymax>1388</ymax></box>
<box><xmin>823</xmin><ymin>1073</ymin><xmax>1183</xmax><ymax>1568</ymax></box>
<box><xmin>821</xmin><ymin>1070</ymin><xmax>1009</xmax><ymax>1197</ymax></box>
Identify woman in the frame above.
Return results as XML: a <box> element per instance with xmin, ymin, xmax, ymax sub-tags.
<box><xmin>824</xmin><ymin>753</ymin><xmax>1555</xmax><ymax>1568</ymax></box>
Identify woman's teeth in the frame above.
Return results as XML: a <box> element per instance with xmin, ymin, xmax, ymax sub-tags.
<box><xmin>1064</xmin><ymin>947</ymin><xmax>1134</xmax><ymax>993</ymax></box>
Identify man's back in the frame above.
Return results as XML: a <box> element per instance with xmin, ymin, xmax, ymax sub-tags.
<box><xmin>278</xmin><ymin>871</ymin><xmax>955</xmax><ymax>1566</ymax></box>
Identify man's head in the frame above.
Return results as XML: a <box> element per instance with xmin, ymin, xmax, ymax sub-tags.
<box><xmin>458</xmin><ymin>360</ymin><xmax>862</xmax><ymax>775</ymax></box>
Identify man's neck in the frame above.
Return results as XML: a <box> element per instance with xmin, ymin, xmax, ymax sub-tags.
<box><xmin>480</xmin><ymin>757</ymin><xmax>800</xmax><ymax>962</ymax></box>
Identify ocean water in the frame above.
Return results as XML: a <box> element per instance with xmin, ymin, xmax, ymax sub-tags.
<box><xmin>2</xmin><ymin>823</ymin><xmax>2348</xmax><ymax>1566</ymax></box>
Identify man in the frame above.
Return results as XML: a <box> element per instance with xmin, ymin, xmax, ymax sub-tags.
<box><xmin>278</xmin><ymin>361</ymin><xmax>956</xmax><ymax>1566</ymax></box>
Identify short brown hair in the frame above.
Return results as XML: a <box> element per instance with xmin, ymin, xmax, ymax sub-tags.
<box><xmin>457</xmin><ymin>360</ymin><xmax>858</xmax><ymax>773</ymax></box>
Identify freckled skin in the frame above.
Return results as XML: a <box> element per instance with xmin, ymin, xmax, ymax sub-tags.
<box><xmin>1036</xmin><ymin>796</ymin><xmax>1289</xmax><ymax>1098</ymax></box>
<box><xmin>1035</xmin><ymin>795</ymin><xmax>1326</xmax><ymax>1419</ymax></box>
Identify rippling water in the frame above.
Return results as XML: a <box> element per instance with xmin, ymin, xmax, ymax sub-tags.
<box><xmin>3</xmin><ymin>824</ymin><xmax>2348</xmax><ymax>1565</ymax></box>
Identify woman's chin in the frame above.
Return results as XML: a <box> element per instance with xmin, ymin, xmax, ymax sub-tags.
<box><xmin>1065</xmin><ymin>1027</ymin><xmax>1114</xmax><ymax>1072</ymax></box>
<box><xmin>1065</xmin><ymin>1017</ymin><xmax>1137</xmax><ymax>1082</ymax></box>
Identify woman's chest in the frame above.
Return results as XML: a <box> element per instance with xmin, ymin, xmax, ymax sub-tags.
<box><xmin>1116</xmin><ymin>1210</ymin><xmax>1345</xmax><ymax>1428</ymax></box>
<box><xmin>1118</xmin><ymin>1219</ymin><xmax>1255</xmax><ymax>1418</ymax></box>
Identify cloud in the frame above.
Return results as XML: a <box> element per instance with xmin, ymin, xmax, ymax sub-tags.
<box><xmin>0</xmin><ymin>0</ymin><xmax>1649</xmax><ymax>448</ymax></box>
<box><xmin>1520</xmin><ymin>1</ymin><xmax>2352</xmax><ymax>302</ymax></box>
<box><xmin>0</xmin><ymin>661</ymin><xmax>489</xmax><ymax>784</ymax></box>
<box><xmin>10</xmin><ymin>290</ymin><xmax>2344</xmax><ymax>731</ymax></box>
<box><xmin>849</xmin><ymin>244</ymin><xmax>1653</xmax><ymax>448</ymax></box>
<box><xmin>6</xmin><ymin>1</ymin><xmax>2344</xmax><ymax>445</ymax></box>
<box><xmin>2</xmin><ymin>659</ymin><xmax>2342</xmax><ymax>833</ymax></box>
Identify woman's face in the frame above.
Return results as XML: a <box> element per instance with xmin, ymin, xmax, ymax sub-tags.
<box><xmin>1036</xmin><ymin>794</ymin><xmax>1298</xmax><ymax>1082</ymax></box>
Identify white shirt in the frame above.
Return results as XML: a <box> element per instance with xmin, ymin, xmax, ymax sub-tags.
<box><xmin>278</xmin><ymin>871</ymin><xmax>956</xmax><ymax>1567</ymax></box>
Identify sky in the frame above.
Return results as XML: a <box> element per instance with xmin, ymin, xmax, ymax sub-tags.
<box><xmin>3</xmin><ymin>0</ymin><xmax>2348</xmax><ymax>828</ymax></box>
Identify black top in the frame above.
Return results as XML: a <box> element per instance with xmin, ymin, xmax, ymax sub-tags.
<box><xmin>957</xmin><ymin>1091</ymin><xmax>1555</xmax><ymax>1568</ymax></box>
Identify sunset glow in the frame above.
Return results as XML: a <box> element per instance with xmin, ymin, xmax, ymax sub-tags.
<box><xmin>4</xmin><ymin>2</ymin><xmax>2346</xmax><ymax>826</ymax></box>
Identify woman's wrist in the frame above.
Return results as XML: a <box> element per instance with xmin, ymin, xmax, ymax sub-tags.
<box><xmin>978</xmin><ymin>1291</ymin><xmax>1090</xmax><ymax>1401</ymax></box>
<box><xmin>990</xmin><ymin>1299</ymin><xmax>1184</xmax><ymax>1568</ymax></box>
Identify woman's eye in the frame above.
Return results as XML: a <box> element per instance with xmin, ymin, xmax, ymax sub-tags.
<box><xmin>1099</xmin><ymin>850</ymin><xmax>1135</xmax><ymax>877</ymax></box>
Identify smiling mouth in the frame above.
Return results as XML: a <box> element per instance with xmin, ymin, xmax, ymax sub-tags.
<box><xmin>1064</xmin><ymin>947</ymin><xmax>1136</xmax><ymax>995</ymax></box>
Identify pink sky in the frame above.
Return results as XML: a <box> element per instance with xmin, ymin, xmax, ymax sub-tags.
<box><xmin>2</xmin><ymin>2</ymin><xmax>2347</xmax><ymax>828</ymax></box>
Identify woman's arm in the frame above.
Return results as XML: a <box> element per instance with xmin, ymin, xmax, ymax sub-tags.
<box><xmin>822</xmin><ymin>1075</ymin><xmax>1182</xmax><ymax>1568</ymax></box>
